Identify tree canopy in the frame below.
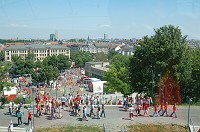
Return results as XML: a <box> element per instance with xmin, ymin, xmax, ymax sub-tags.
<box><xmin>70</xmin><ymin>50</ymin><xmax>93</xmax><ymax>67</ymax></box>
<box><xmin>104</xmin><ymin>53</ymin><xmax>130</xmax><ymax>96</ymax></box>
<box><xmin>129</xmin><ymin>25</ymin><xmax>189</xmax><ymax>104</ymax></box>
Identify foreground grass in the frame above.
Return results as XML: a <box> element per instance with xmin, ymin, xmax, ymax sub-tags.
<box><xmin>128</xmin><ymin>124</ymin><xmax>188</xmax><ymax>132</ymax></box>
<box><xmin>36</xmin><ymin>125</ymin><xmax>103</xmax><ymax>132</ymax></box>
<box><xmin>36</xmin><ymin>124</ymin><xmax>188</xmax><ymax>132</ymax></box>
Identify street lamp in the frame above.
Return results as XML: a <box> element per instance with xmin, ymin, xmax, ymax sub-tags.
<box><xmin>187</xmin><ymin>97</ymin><xmax>192</xmax><ymax>128</ymax></box>
<box><xmin>56</xmin><ymin>83</ymin><xmax>59</xmax><ymax>100</ymax></box>
<box><xmin>30</xmin><ymin>85</ymin><xmax>36</xmax><ymax>132</ymax></box>
<box><xmin>151</xmin><ymin>69</ymin><xmax>155</xmax><ymax>99</ymax></box>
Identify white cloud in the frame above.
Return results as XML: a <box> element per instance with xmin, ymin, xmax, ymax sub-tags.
<box><xmin>100</xmin><ymin>24</ymin><xmax>111</xmax><ymax>28</ymax></box>
<box><xmin>7</xmin><ymin>24</ymin><xmax>29</xmax><ymax>28</ymax></box>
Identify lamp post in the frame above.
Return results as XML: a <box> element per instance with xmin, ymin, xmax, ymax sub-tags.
<box><xmin>30</xmin><ymin>85</ymin><xmax>36</xmax><ymax>132</ymax></box>
<box><xmin>151</xmin><ymin>69</ymin><xmax>154</xmax><ymax>99</ymax></box>
<box><xmin>56</xmin><ymin>83</ymin><xmax>59</xmax><ymax>100</ymax></box>
<box><xmin>187</xmin><ymin>97</ymin><xmax>192</xmax><ymax>128</ymax></box>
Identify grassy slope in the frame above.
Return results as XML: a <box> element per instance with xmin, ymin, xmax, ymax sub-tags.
<box><xmin>36</xmin><ymin>124</ymin><xmax>188</xmax><ymax>132</ymax></box>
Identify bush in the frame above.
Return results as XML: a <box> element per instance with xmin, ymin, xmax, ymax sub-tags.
<box><xmin>5</xmin><ymin>95</ymin><xmax>32</xmax><ymax>104</ymax></box>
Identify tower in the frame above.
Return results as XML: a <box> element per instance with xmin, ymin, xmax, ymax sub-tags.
<box><xmin>50</xmin><ymin>34</ymin><xmax>55</xmax><ymax>41</ymax></box>
<box><xmin>104</xmin><ymin>33</ymin><xmax>108</xmax><ymax>40</ymax></box>
<box><xmin>55</xmin><ymin>31</ymin><xmax>58</xmax><ymax>41</ymax></box>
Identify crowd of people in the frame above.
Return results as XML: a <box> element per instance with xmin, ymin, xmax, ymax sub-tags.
<box><xmin>32</xmin><ymin>90</ymin><xmax>107</xmax><ymax>122</ymax></box>
<box><xmin>125</xmin><ymin>94</ymin><xmax>178</xmax><ymax>121</ymax></box>
<box><xmin>1</xmin><ymin>68</ymin><xmax>180</xmax><ymax>129</ymax></box>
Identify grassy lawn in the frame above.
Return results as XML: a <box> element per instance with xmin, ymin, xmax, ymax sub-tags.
<box><xmin>36</xmin><ymin>125</ymin><xmax>103</xmax><ymax>132</ymax></box>
<box><xmin>128</xmin><ymin>124</ymin><xmax>188</xmax><ymax>132</ymax></box>
<box><xmin>36</xmin><ymin>124</ymin><xmax>188</xmax><ymax>132</ymax></box>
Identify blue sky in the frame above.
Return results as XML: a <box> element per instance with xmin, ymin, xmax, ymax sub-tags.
<box><xmin>0</xmin><ymin>0</ymin><xmax>200</xmax><ymax>39</ymax></box>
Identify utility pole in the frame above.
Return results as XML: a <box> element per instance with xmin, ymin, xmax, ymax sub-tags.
<box><xmin>187</xmin><ymin>97</ymin><xmax>192</xmax><ymax>128</ymax></box>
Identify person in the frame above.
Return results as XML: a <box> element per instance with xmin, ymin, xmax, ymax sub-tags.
<box><xmin>36</xmin><ymin>93</ymin><xmax>41</xmax><ymax>104</ymax></box>
<box><xmin>57</xmin><ymin>103</ymin><xmax>63</xmax><ymax>119</ymax></box>
<box><xmin>82</xmin><ymin>106</ymin><xmax>88</xmax><ymax>121</ymax></box>
<box><xmin>15</xmin><ymin>103</ymin><xmax>22</xmax><ymax>117</ymax></box>
<box><xmin>51</xmin><ymin>98</ymin><xmax>55</xmax><ymax>120</ymax></box>
<box><xmin>143</xmin><ymin>103</ymin><xmax>149</xmax><ymax>117</ymax></box>
<box><xmin>96</xmin><ymin>105</ymin><xmax>101</xmax><ymax>119</ymax></box>
<box><xmin>8</xmin><ymin>102</ymin><xmax>12</xmax><ymax>115</ymax></box>
<box><xmin>89</xmin><ymin>104</ymin><xmax>94</xmax><ymax>118</ymax></box>
<box><xmin>43</xmin><ymin>93</ymin><xmax>47</xmax><ymax>108</ymax></box>
<box><xmin>100</xmin><ymin>104</ymin><xmax>106</xmax><ymax>118</ymax></box>
<box><xmin>36</xmin><ymin>103</ymin><xmax>42</xmax><ymax>116</ymax></box>
<box><xmin>28</xmin><ymin>110</ymin><xmax>32</xmax><ymax>125</ymax></box>
<box><xmin>8</xmin><ymin>120</ymin><xmax>13</xmax><ymax>132</ymax></box>
<box><xmin>11</xmin><ymin>102</ymin><xmax>15</xmax><ymax>114</ymax></box>
<box><xmin>162</xmin><ymin>102</ymin><xmax>168</xmax><ymax>117</ymax></box>
<box><xmin>152</xmin><ymin>104</ymin><xmax>159</xmax><ymax>117</ymax></box>
<box><xmin>45</xmin><ymin>101</ymin><xmax>51</xmax><ymax>114</ymax></box>
<box><xmin>128</xmin><ymin>105</ymin><xmax>134</xmax><ymax>121</ymax></box>
<box><xmin>158</xmin><ymin>101</ymin><xmax>164</xmax><ymax>115</ymax></box>
<box><xmin>22</xmin><ymin>94</ymin><xmax>26</xmax><ymax>104</ymax></box>
<box><xmin>169</xmin><ymin>103</ymin><xmax>177</xmax><ymax>118</ymax></box>
<box><xmin>136</xmin><ymin>103</ymin><xmax>141</xmax><ymax>116</ymax></box>
<box><xmin>17</xmin><ymin>110</ymin><xmax>23</xmax><ymax>126</ymax></box>
<box><xmin>61</xmin><ymin>94</ymin><xmax>67</xmax><ymax>108</ymax></box>
<box><xmin>1</xmin><ymin>95</ymin><xmax>6</xmax><ymax>106</ymax></box>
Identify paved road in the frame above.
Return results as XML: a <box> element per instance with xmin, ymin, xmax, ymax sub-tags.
<box><xmin>0</xmin><ymin>105</ymin><xmax>200</xmax><ymax>131</ymax></box>
<box><xmin>1</xmin><ymin>71</ymin><xmax>200</xmax><ymax>131</ymax></box>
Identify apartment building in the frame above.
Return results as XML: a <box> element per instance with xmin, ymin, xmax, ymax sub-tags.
<box><xmin>4</xmin><ymin>44</ymin><xmax>70</xmax><ymax>61</ymax></box>
<box><xmin>79</xmin><ymin>42</ymin><xmax>109</xmax><ymax>54</ymax></box>
<box><xmin>85</xmin><ymin>62</ymin><xmax>109</xmax><ymax>80</ymax></box>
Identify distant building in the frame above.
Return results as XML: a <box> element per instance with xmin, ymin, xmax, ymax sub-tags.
<box><xmin>4</xmin><ymin>44</ymin><xmax>70</xmax><ymax>62</ymax></box>
<box><xmin>50</xmin><ymin>34</ymin><xmax>55</xmax><ymax>41</ymax></box>
<box><xmin>79</xmin><ymin>42</ymin><xmax>109</xmax><ymax>54</ymax></box>
<box><xmin>186</xmin><ymin>39</ymin><xmax>200</xmax><ymax>48</ymax></box>
<box><xmin>118</xmin><ymin>45</ymin><xmax>135</xmax><ymax>56</ymax></box>
<box><xmin>55</xmin><ymin>31</ymin><xmax>58</xmax><ymax>41</ymax></box>
<box><xmin>85</xmin><ymin>62</ymin><xmax>109</xmax><ymax>80</ymax></box>
<box><xmin>104</xmin><ymin>33</ymin><xmax>108</xmax><ymax>40</ymax></box>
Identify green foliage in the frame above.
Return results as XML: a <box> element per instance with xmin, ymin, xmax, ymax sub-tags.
<box><xmin>129</xmin><ymin>25</ymin><xmax>188</xmax><ymax>98</ymax></box>
<box><xmin>182</xmin><ymin>48</ymin><xmax>200</xmax><ymax>102</ymax></box>
<box><xmin>94</xmin><ymin>52</ymin><xmax>108</xmax><ymax>62</ymax></box>
<box><xmin>70</xmin><ymin>50</ymin><xmax>93</xmax><ymax>67</ymax></box>
<box><xmin>36</xmin><ymin>125</ymin><xmax>103</xmax><ymax>132</ymax></box>
<box><xmin>0</xmin><ymin>62</ymin><xmax>13</xmax><ymax>91</ymax></box>
<box><xmin>104</xmin><ymin>54</ymin><xmax>131</xmax><ymax>96</ymax></box>
<box><xmin>0</xmin><ymin>39</ymin><xmax>31</xmax><ymax>44</ymax></box>
<box><xmin>5</xmin><ymin>95</ymin><xmax>32</xmax><ymax>104</ymax></box>
<box><xmin>108</xmin><ymin>50</ymin><xmax>119</xmax><ymax>61</ymax></box>
<box><xmin>111</xmin><ymin>54</ymin><xmax>130</xmax><ymax>69</ymax></box>
<box><xmin>0</xmin><ymin>51</ymin><xmax>4</xmax><ymax>61</ymax></box>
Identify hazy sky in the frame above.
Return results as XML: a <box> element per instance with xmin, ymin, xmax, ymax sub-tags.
<box><xmin>0</xmin><ymin>0</ymin><xmax>200</xmax><ymax>39</ymax></box>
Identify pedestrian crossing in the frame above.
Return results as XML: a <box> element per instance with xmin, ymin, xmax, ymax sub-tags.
<box><xmin>0</xmin><ymin>126</ymin><xmax>27</xmax><ymax>132</ymax></box>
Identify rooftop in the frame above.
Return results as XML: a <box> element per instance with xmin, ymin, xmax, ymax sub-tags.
<box><xmin>4</xmin><ymin>44</ymin><xmax>70</xmax><ymax>50</ymax></box>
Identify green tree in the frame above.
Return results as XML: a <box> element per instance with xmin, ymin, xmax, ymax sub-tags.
<box><xmin>57</xmin><ymin>54</ymin><xmax>71</xmax><ymax>71</ymax></box>
<box><xmin>0</xmin><ymin>51</ymin><xmax>4</xmax><ymax>61</ymax></box>
<box><xmin>70</xmin><ymin>50</ymin><xmax>93</xmax><ymax>67</ymax></box>
<box><xmin>0</xmin><ymin>62</ymin><xmax>13</xmax><ymax>91</ymax></box>
<box><xmin>177</xmin><ymin>47</ymin><xmax>200</xmax><ymax>103</ymax></box>
<box><xmin>129</xmin><ymin>25</ymin><xmax>188</xmax><ymax>103</ymax></box>
<box><xmin>104</xmin><ymin>53</ymin><xmax>130</xmax><ymax>96</ymax></box>
<box><xmin>38</xmin><ymin>65</ymin><xmax>59</xmax><ymax>83</ymax></box>
<box><xmin>94</xmin><ymin>52</ymin><xmax>108</xmax><ymax>62</ymax></box>
<box><xmin>187</xmin><ymin>48</ymin><xmax>200</xmax><ymax>102</ymax></box>
<box><xmin>108</xmin><ymin>50</ymin><xmax>118</xmax><ymax>61</ymax></box>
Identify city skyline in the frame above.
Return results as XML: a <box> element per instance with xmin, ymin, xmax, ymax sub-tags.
<box><xmin>0</xmin><ymin>0</ymin><xmax>200</xmax><ymax>40</ymax></box>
